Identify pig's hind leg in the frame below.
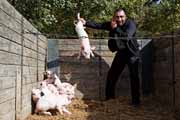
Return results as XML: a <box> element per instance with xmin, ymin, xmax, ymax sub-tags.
<box><xmin>77</xmin><ymin>50</ymin><xmax>81</xmax><ymax>59</ymax></box>
<box><xmin>90</xmin><ymin>46</ymin><xmax>95</xmax><ymax>58</ymax></box>
<box><xmin>41</xmin><ymin>111</ymin><xmax>52</xmax><ymax>116</ymax></box>
<box><xmin>62</xmin><ymin>106</ymin><xmax>71</xmax><ymax>115</ymax></box>
<box><xmin>90</xmin><ymin>51</ymin><xmax>94</xmax><ymax>57</ymax></box>
<box><xmin>77</xmin><ymin>44</ymin><xmax>84</xmax><ymax>59</ymax></box>
<box><xmin>35</xmin><ymin>108</ymin><xmax>52</xmax><ymax>116</ymax></box>
<box><xmin>57</xmin><ymin>106</ymin><xmax>64</xmax><ymax>115</ymax></box>
<box><xmin>57</xmin><ymin>106</ymin><xmax>71</xmax><ymax>115</ymax></box>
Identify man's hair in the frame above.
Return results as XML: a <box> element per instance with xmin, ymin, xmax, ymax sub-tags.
<box><xmin>114</xmin><ymin>8</ymin><xmax>126</xmax><ymax>14</ymax></box>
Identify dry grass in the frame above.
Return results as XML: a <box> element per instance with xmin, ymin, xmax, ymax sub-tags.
<box><xmin>26</xmin><ymin>96</ymin><xmax>175</xmax><ymax>120</ymax></box>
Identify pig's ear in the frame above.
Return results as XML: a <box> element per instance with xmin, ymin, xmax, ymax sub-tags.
<box><xmin>32</xmin><ymin>88</ymin><xmax>39</xmax><ymax>94</ymax></box>
<box><xmin>77</xmin><ymin>12</ymin><xmax>80</xmax><ymax>19</ymax></box>
<box><xmin>54</xmin><ymin>73</ymin><xmax>58</xmax><ymax>79</ymax></box>
<box><xmin>32</xmin><ymin>88</ymin><xmax>36</xmax><ymax>93</ymax></box>
<box><xmin>43</xmin><ymin>71</ymin><xmax>47</xmax><ymax>76</ymax></box>
<box><xmin>73</xmin><ymin>83</ymin><xmax>77</xmax><ymax>89</ymax></box>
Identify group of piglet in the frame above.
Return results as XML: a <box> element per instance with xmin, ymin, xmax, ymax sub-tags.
<box><xmin>31</xmin><ymin>70</ymin><xmax>77</xmax><ymax>115</ymax></box>
<box><xmin>31</xmin><ymin>13</ymin><xmax>93</xmax><ymax>116</ymax></box>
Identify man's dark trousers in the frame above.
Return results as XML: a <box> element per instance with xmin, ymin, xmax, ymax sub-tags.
<box><xmin>105</xmin><ymin>49</ymin><xmax>140</xmax><ymax>104</ymax></box>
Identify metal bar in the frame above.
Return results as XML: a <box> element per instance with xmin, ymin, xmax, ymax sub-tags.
<box><xmin>20</xmin><ymin>17</ymin><xmax>24</xmax><ymax>112</ymax></box>
<box><xmin>171</xmin><ymin>0</ymin><xmax>176</xmax><ymax>112</ymax></box>
<box><xmin>44</xmin><ymin>48</ymin><xmax>48</xmax><ymax>72</ymax></box>
<box><xmin>15</xmin><ymin>16</ymin><xmax>24</xmax><ymax>120</ymax></box>
<box><xmin>36</xmin><ymin>34</ymin><xmax>39</xmax><ymax>82</ymax></box>
<box><xmin>24</xmin><ymin>31</ymin><xmax>180</xmax><ymax>39</ymax></box>
<box><xmin>98</xmin><ymin>34</ymin><xmax>102</xmax><ymax>100</ymax></box>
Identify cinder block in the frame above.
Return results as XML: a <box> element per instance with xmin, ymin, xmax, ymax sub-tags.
<box><xmin>38</xmin><ymin>46</ymin><xmax>47</xmax><ymax>55</ymax></box>
<box><xmin>38</xmin><ymin>39</ymin><xmax>47</xmax><ymax>49</ymax></box>
<box><xmin>0</xmin><ymin>51</ymin><xmax>21</xmax><ymax>64</ymax></box>
<box><xmin>23</xmin><ymin>47</ymin><xmax>37</xmax><ymax>58</ymax></box>
<box><xmin>0</xmin><ymin>99</ymin><xmax>15</xmax><ymax>115</ymax></box>
<box><xmin>23</xmin><ymin>56</ymin><xmax>38</xmax><ymax>66</ymax></box>
<box><xmin>1</xmin><ymin>76</ymin><xmax>16</xmax><ymax>89</ymax></box>
<box><xmin>24</xmin><ymin>39</ymin><xmax>37</xmax><ymax>52</ymax></box>
<box><xmin>0</xmin><ymin>88</ymin><xmax>15</xmax><ymax>103</ymax></box>
<box><xmin>0</xmin><ymin>25</ymin><xmax>22</xmax><ymax>44</ymax></box>
<box><xmin>0</xmin><ymin>111</ymin><xmax>15</xmax><ymax>120</ymax></box>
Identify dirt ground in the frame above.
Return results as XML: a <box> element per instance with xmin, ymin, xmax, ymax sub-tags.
<box><xmin>26</xmin><ymin>96</ymin><xmax>175</xmax><ymax>120</ymax></box>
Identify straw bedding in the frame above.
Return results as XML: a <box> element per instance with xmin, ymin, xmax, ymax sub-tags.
<box><xmin>26</xmin><ymin>96</ymin><xmax>175</xmax><ymax>120</ymax></box>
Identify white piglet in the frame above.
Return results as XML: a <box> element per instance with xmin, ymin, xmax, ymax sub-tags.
<box><xmin>57</xmin><ymin>83</ymin><xmax>77</xmax><ymax>100</ymax></box>
<box><xmin>34</xmin><ymin>86</ymin><xmax>72</xmax><ymax>115</ymax></box>
<box><xmin>74</xmin><ymin>13</ymin><xmax>95</xmax><ymax>59</ymax></box>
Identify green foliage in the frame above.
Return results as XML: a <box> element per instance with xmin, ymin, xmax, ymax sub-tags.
<box><xmin>7</xmin><ymin>0</ymin><xmax>180</xmax><ymax>37</ymax></box>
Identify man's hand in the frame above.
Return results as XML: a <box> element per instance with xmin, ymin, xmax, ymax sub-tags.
<box><xmin>111</xmin><ymin>16</ymin><xmax>117</xmax><ymax>29</ymax></box>
<box><xmin>79</xmin><ymin>18</ymin><xmax>86</xmax><ymax>25</ymax></box>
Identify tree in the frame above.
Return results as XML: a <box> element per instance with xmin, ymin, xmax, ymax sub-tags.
<box><xmin>7</xmin><ymin>0</ymin><xmax>180</xmax><ymax>37</ymax></box>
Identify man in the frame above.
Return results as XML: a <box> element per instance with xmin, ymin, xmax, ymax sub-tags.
<box><xmin>80</xmin><ymin>8</ymin><xmax>140</xmax><ymax>105</ymax></box>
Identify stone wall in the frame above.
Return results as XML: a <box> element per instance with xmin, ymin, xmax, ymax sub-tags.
<box><xmin>0</xmin><ymin>0</ymin><xmax>47</xmax><ymax>120</ymax></box>
<box><xmin>153</xmin><ymin>30</ymin><xmax>180</xmax><ymax>118</ymax></box>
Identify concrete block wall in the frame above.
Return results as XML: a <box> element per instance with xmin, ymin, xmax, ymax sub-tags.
<box><xmin>153</xmin><ymin>36</ymin><xmax>173</xmax><ymax>105</ymax></box>
<box><xmin>58</xmin><ymin>38</ymin><xmax>153</xmax><ymax>100</ymax></box>
<box><xmin>0</xmin><ymin>0</ymin><xmax>47</xmax><ymax>120</ymax></box>
<box><xmin>58</xmin><ymin>39</ymin><xmax>114</xmax><ymax>100</ymax></box>
<box><xmin>58</xmin><ymin>38</ymin><xmax>139</xmax><ymax>100</ymax></box>
<box><xmin>153</xmin><ymin>30</ymin><xmax>180</xmax><ymax>117</ymax></box>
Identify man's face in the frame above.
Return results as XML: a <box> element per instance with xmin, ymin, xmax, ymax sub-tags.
<box><xmin>115</xmin><ymin>10</ymin><xmax>126</xmax><ymax>26</ymax></box>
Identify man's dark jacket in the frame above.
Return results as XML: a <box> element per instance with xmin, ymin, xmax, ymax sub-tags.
<box><xmin>85</xmin><ymin>19</ymin><xmax>139</xmax><ymax>56</ymax></box>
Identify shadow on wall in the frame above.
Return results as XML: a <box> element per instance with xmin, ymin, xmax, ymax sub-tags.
<box><xmin>47</xmin><ymin>39</ymin><xmax>60</xmax><ymax>75</ymax></box>
<box><xmin>59</xmin><ymin>52</ymin><xmax>110</xmax><ymax>100</ymax></box>
<box><xmin>47</xmin><ymin>59</ymin><xmax>60</xmax><ymax>70</ymax></box>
